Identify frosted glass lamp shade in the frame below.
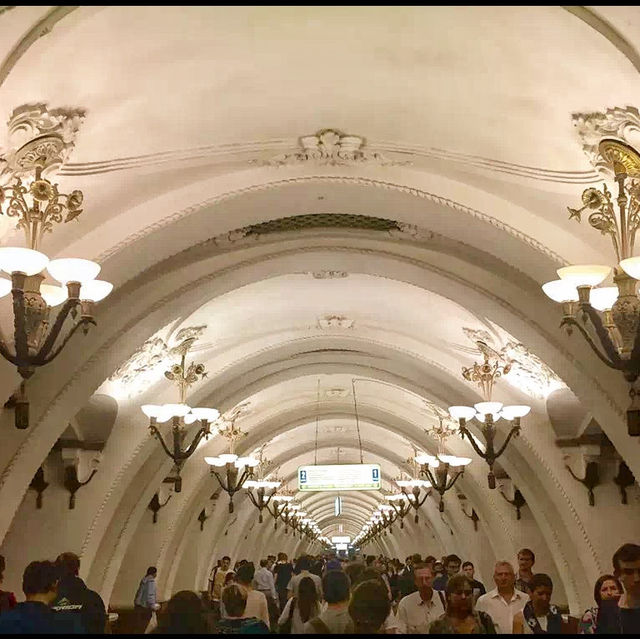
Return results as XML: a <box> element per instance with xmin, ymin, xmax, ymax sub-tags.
<box><xmin>438</xmin><ymin>454</ymin><xmax>472</xmax><ymax>466</ymax></box>
<box><xmin>500</xmin><ymin>405</ymin><xmax>531</xmax><ymax>420</ymax></box>
<box><xmin>47</xmin><ymin>258</ymin><xmax>100</xmax><ymax>284</ymax></box>
<box><xmin>205</xmin><ymin>456</ymin><xmax>227</xmax><ymax>467</ymax></box>
<box><xmin>557</xmin><ymin>265</ymin><xmax>610</xmax><ymax>287</ymax></box>
<box><xmin>190</xmin><ymin>407</ymin><xmax>220</xmax><ymax>422</ymax></box>
<box><xmin>219</xmin><ymin>453</ymin><xmax>238</xmax><ymax>464</ymax></box>
<box><xmin>80</xmin><ymin>279</ymin><xmax>113</xmax><ymax>302</ymax></box>
<box><xmin>274</xmin><ymin>495</ymin><xmax>293</xmax><ymax>502</ymax></box>
<box><xmin>141</xmin><ymin>404</ymin><xmax>162</xmax><ymax>418</ymax></box>
<box><xmin>415</xmin><ymin>454</ymin><xmax>439</xmax><ymax>467</ymax></box>
<box><xmin>40</xmin><ymin>283</ymin><xmax>67</xmax><ymax>307</ymax></box>
<box><xmin>243</xmin><ymin>480</ymin><xmax>259</xmax><ymax>489</ymax></box>
<box><xmin>161</xmin><ymin>403</ymin><xmax>191</xmax><ymax>418</ymax></box>
<box><xmin>620</xmin><ymin>257</ymin><xmax>640</xmax><ymax>280</ymax></box>
<box><xmin>448</xmin><ymin>406</ymin><xmax>476</xmax><ymax>421</ymax></box>
<box><xmin>183</xmin><ymin>413</ymin><xmax>198</xmax><ymax>425</ymax></box>
<box><xmin>474</xmin><ymin>401</ymin><xmax>503</xmax><ymax>415</ymax></box>
<box><xmin>0</xmin><ymin>247</ymin><xmax>49</xmax><ymax>275</ymax></box>
<box><xmin>542</xmin><ymin>280</ymin><xmax>579</xmax><ymax>303</ymax></box>
<box><xmin>244</xmin><ymin>457</ymin><xmax>260</xmax><ymax>467</ymax></box>
<box><xmin>0</xmin><ymin>278</ymin><xmax>10</xmax><ymax>298</ymax></box>
<box><xmin>589</xmin><ymin>287</ymin><xmax>619</xmax><ymax>311</ymax></box>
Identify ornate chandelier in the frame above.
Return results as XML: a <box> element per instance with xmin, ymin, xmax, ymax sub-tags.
<box><xmin>141</xmin><ymin>339</ymin><xmax>220</xmax><ymax>492</ymax></box>
<box><xmin>267</xmin><ymin>487</ymin><xmax>295</xmax><ymax>530</ymax></box>
<box><xmin>395</xmin><ymin>450</ymin><xmax>432</xmax><ymax>523</ymax></box>
<box><xmin>205</xmin><ymin>404</ymin><xmax>259</xmax><ymax>512</ymax></box>
<box><xmin>541</xmin><ymin>139</ymin><xmax>640</xmax><ymax>435</ymax></box>
<box><xmin>448</xmin><ymin>351</ymin><xmax>530</xmax><ymax>488</ymax></box>
<box><xmin>385</xmin><ymin>492</ymin><xmax>411</xmax><ymax>529</ymax></box>
<box><xmin>0</xmin><ymin>138</ymin><xmax>113</xmax><ymax>428</ymax></box>
<box><xmin>418</xmin><ymin>413</ymin><xmax>471</xmax><ymax>512</ymax></box>
<box><xmin>244</xmin><ymin>448</ymin><xmax>281</xmax><ymax>523</ymax></box>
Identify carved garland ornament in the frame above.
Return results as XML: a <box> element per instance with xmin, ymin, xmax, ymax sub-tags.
<box><xmin>253</xmin><ymin>128</ymin><xmax>410</xmax><ymax>167</ymax></box>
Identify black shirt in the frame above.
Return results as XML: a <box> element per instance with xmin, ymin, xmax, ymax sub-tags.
<box><xmin>620</xmin><ymin>607</ymin><xmax>640</xmax><ymax>634</ymax></box>
<box><xmin>51</xmin><ymin>575</ymin><xmax>107</xmax><ymax>634</ymax></box>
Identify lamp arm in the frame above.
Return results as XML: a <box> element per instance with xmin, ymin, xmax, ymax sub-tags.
<box><xmin>493</xmin><ymin>425</ymin><xmax>521</xmax><ymax>461</ymax></box>
<box><xmin>417</xmin><ymin>488</ymin><xmax>431</xmax><ymax>508</ymax></box>
<box><xmin>149</xmin><ymin>424</ymin><xmax>177</xmax><ymax>462</ymax></box>
<box><xmin>263</xmin><ymin>489</ymin><xmax>277</xmax><ymax>509</ymax></box>
<box><xmin>459</xmin><ymin>424</ymin><xmax>488</xmax><ymax>459</ymax></box>
<box><xmin>36</xmin><ymin>298</ymin><xmax>82</xmax><ymax>360</ymax></box>
<box><xmin>210</xmin><ymin>469</ymin><xmax>229</xmax><ymax>493</ymax></box>
<box><xmin>36</xmin><ymin>319</ymin><xmax>92</xmax><ymax>365</ymax></box>
<box><xmin>445</xmin><ymin>469</ymin><xmax>464</xmax><ymax>491</ymax></box>
<box><xmin>579</xmin><ymin>303</ymin><xmax>624</xmax><ymax>364</ymax></box>
<box><xmin>0</xmin><ymin>338</ymin><xmax>18</xmax><ymax>365</ymax></box>
<box><xmin>561</xmin><ymin>316</ymin><xmax>622</xmax><ymax>369</ymax></box>
<box><xmin>246</xmin><ymin>489</ymin><xmax>259</xmax><ymax>509</ymax></box>
<box><xmin>177</xmin><ymin>425</ymin><xmax>208</xmax><ymax>461</ymax></box>
<box><xmin>11</xmin><ymin>286</ymin><xmax>29</xmax><ymax>364</ymax></box>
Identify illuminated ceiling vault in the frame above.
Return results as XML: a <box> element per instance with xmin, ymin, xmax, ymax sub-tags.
<box><xmin>0</xmin><ymin>5</ymin><xmax>640</xmax><ymax>614</ymax></box>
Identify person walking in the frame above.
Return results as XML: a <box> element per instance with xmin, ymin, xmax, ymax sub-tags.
<box><xmin>578</xmin><ymin>574</ymin><xmax>623</xmax><ymax>633</ymax></box>
<box><xmin>216</xmin><ymin>583</ymin><xmax>269</xmax><ymax>634</ymax></box>
<box><xmin>134</xmin><ymin>566</ymin><xmax>161</xmax><ymax>633</ymax></box>
<box><xmin>152</xmin><ymin>590</ymin><xmax>207</xmax><ymax>634</ymax></box>
<box><xmin>429</xmin><ymin>574</ymin><xmax>496</xmax><ymax>634</ymax></box>
<box><xmin>277</xmin><ymin>576</ymin><xmax>322</xmax><ymax>634</ymax></box>
<box><xmin>349</xmin><ymin>579</ymin><xmax>391</xmax><ymax>634</ymax></box>
<box><xmin>0</xmin><ymin>555</ymin><xmax>17</xmax><ymax>615</ymax></box>
<box><xmin>253</xmin><ymin>559</ymin><xmax>278</xmax><ymax>627</ymax></box>
<box><xmin>303</xmin><ymin>570</ymin><xmax>352</xmax><ymax>633</ymax></box>
<box><xmin>475</xmin><ymin>561</ymin><xmax>529</xmax><ymax>634</ymax></box>
<box><xmin>274</xmin><ymin>553</ymin><xmax>294</xmax><ymax>611</ymax></box>
<box><xmin>209</xmin><ymin>556</ymin><xmax>232</xmax><ymax>619</ymax></box>
<box><xmin>396</xmin><ymin>561</ymin><xmax>445</xmax><ymax>634</ymax></box>
<box><xmin>515</xmin><ymin>573</ymin><xmax>563</xmax><ymax>634</ymax></box>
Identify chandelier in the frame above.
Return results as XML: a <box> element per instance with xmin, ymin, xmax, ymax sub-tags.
<box><xmin>541</xmin><ymin>139</ymin><xmax>640</xmax><ymax>436</ymax></box>
<box><xmin>395</xmin><ymin>449</ymin><xmax>432</xmax><ymax>523</ymax></box>
<box><xmin>385</xmin><ymin>492</ymin><xmax>411</xmax><ymax>529</ymax></box>
<box><xmin>418</xmin><ymin>413</ymin><xmax>472</xmax><ymax>512</ymax></box>
<box><xmin>448</xmin><ymin>351</ymin><xmax>530</xmax><ymax>488</ymax></box>
<box><xmin>244</xmin><ymin>448</ymin><xmax>281</xmax><ymax>523</ymax></box>
<box><xmin>0</xmin><ymin>139</ymin><xmax>113</xmax><ymax>428</ymax></box>
<box><xmin>267</xmin><ymin>487</ymin><xmax>295</xmax><ymax>530</ymax></box>
<box><xmin>205</xmin><ymin>403</ymin><xmax>258</xmax><ymax>512</ymax></box>
<box><xmin>141</xmin><ymin>339</ymin><xmax>219</xmax><ymax>492</ymax></box>
<box><xmin>279</xmin><ymin>503</ymin><xmax>302</xmax><ymax>535</ymax></box>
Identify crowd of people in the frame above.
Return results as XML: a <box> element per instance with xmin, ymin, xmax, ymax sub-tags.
<box><xmin>0</xmin><ymin>542</ymin><xmax>638</xmax><ymax>634</ymax></box>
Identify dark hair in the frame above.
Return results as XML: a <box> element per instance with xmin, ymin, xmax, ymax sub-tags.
<box><xmin>413</xmin><ymin>562</ymin><xmax>432</xmax><ymax>573</ymax></box>
<box><xmin>278</xmin><ymin>552</ymin><xmax>288</xmax><ymax>561</ymax></box>
<box><xmin>594</xmin><ymin>574</ymin><xmax>623</xmax><ymax>606</ymax></box>
<box><xmin>23</xmin><ymin>560</ymin><xmax>58</xmax><ymax>596</ymax></box>
<box><xmin>613</xmin><ymin>543</ymin><xmax>640</xmax><ymax>572</ymax></box>
<box><xmin>518</xmin><ymin>548</ymin><xmax>536</xmax><ymax>563</ymax></box>
<box><xmin>298</xmin><ymin>576</ymin><xmax>319</xmax><ymax>623</ymax></box>
<box><xmin>323</xmin><ymin>570</ymin><xmax>350</xmax><ymax>604</ymax></box>
<box><xmin>357</xmin><ymin>568</ymin><xmax>383</xmax><ymax>587</ymax></box>
<box><xmin>157</xmin><ymin>590</ymin><xmax>206</xmax><ymax>634</ymax></box>
<box><xmin>411</xmin><ymin>553</ymin><xmax>421</xmax><ymax>564</ymax></box>
<box><xmin>345</xmin><ymin>562</ymin><xmax>365</xmax><ymax>589</ymax></box>
<box><xmin>146</xmin><ymin>566</ymin><xmax>157</xmax><ymax>576</ymax></box>
<box><xmin>462</xmin><ymin>561</ymin><xmax>474</xmax><ymax>570</ymax></box>
<box><xmin>260</xmin><ymin>559</ymin><xmax>268</xmax><ymax>568</ymax></box>
<box><xmin>446</xmin><ymin>554</ymin><xmax>461</xmax><ymax>566</ymax></box>
<box><xmin>0</xmin><ymin>554</ymin><xmax>4</xmax><ymax>581</ymax></box>
<box><xmin>56</xmin><ymin>552</ymin><xmax>81</xmax><ymax>577</ymax></box>
<box><xmin>444</xmin><ymin>574</ymin><xmax>474</xmax><ymax>608</ymax></box>
<box><xmin>365</xmin><ymin>555</ymin><xmax>376</xmax><ymax>566</ymax></box>
<box><xmin>530</xmin><ymin>573</ymin><xmax>553</xmax><ymax>592</ymax></box>
<box><xmin>224</xmin><ymin>571</ymin><xmax>236</xmax><ymax>585</ymax></box>
<box><xmin>424</xmin><ymin>555</ymin><xmax>436</xmax><ymax>564</ymax></box>
<box><xmin>222</xmin><ymin>555</ymin><xmax>231</xmax><ymax>562</ymax></box>
<box><xmin>221</xmin><ymin>583</ymin><xmax>247</xmax><ymax>617</ymax></box>
<box><xmin>296</xmin><ymin>556</ymin><xmax>311</xmax><ymax>572</ymax></box>
<box><xmin>235</xmin><ymin>562</ymin><xmax>255</xmax><ymax>585</ymax></box>
<box><xmin>349</xmin><ymin>580</ymin><xmax>391</xmax><ymax>633</ymax></box>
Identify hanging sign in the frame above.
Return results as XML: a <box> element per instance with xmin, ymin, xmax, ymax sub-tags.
<box><xmin>298</xmin><ymin>464</ymin><xmax>380</xmax><ymax>491</ymax></box>
<box><xmin>334</xmin><ymin>496</ymin><xmax>342</xmax><ymax>516</ymax></box>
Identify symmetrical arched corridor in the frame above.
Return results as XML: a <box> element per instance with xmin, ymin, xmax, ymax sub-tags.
<box><xmin>0</xmin><ymin>5</ymin><xmax>639</xmax><ymax>627</ymax></box>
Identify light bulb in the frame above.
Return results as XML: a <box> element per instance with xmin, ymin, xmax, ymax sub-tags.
<box><xmin>47</xmin><ymin>258</ymin><xmax>100</xmax><ymax>284</ymax></box>
<box><xmin>0</xmin><ymin>247</ymin><xmax>49</xmax><ymax>276</ymax></box>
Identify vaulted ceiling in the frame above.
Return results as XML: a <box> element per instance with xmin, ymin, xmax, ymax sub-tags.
<box><xmin>1</xmin><ymin>5</ymin><xmax>639</xmax><ymax>613</ymax></box>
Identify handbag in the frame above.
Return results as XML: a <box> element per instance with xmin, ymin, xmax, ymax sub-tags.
<box><xmin>278</xmin><ymin>597</ymin><xmax>296</xmax><ymax>634</ymax></box>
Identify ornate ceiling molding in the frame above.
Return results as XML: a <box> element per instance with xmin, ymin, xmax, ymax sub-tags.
<box><xmin>311</xmin><ymin>270</ymin><xmax>349</xmax><ymax>279</ymax></box>
<box><xmin>317</xmin><ymin>314</ymin><xmax>355</xmax><ymax>329</ymax></box>
<box><xmin>1</xmin><ymin>102</ymin><xmax>85</xmax><ymax>179</ymax></box>
<box><xmin>572</xmin><ymin>106</ymin><xmax>640</xmax><ymax>175</ymax></box>
<box><xmin>251</xmin><ymin>128</ymin><xmax>411</xmax><ymax>167</ymax></box>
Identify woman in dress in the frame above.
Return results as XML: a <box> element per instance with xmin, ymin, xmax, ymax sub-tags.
<box><xmin>429</xmin><ymin>574</ymin><xmax>496</xmax><ymax>634</ymax></box>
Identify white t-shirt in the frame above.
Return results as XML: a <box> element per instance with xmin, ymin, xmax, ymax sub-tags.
<box><xmin>396</xmin><ymin>590</ymin><xmax>445</xmax><ymax>634</ymax></box>
<box><xmin>475</xmin><ymin>588</ymin><xmax>529</xmax><ymax>634</ymax></box>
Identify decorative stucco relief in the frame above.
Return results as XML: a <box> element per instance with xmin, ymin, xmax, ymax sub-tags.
<box><xmin>458</xmin><ymin>328</ymin><xmax>566</xmax><ymax>400</ymax></box>
<box><xmin>252</xmin><ymin>129</ymin><xmax>410</xmax><ymax>167</ymax></box>
<box><xmin>1</xmin><ymin>102</ymin><xmax>85</xmax><ymax>179</ymax></box>
<box><xmin>572</xmin><ymin>106</ymin><xmax>640</xmax><ymax>175</ymax></box>
<box><xmin>107</xmin><ymin>324</ymin><xmax>206</xmax><ymax>398</ymax></box>
<box><xmin>317</xmin><ymin>314</ymin><xmax>355</xmax><ymax>329</ymax></box>
<box><xmin>311</xmin><ymin>270</ymin><xmax>349</xmax><ymax>279</ymax></box>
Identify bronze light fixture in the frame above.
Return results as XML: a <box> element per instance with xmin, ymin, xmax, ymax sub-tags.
<box><xmin>542</xmin><ymin>139</ymin><xmax>640</xmax><ymax>435</ymax></box>
<box><xmin>205</xmin><ymin>403</ymin><xmax>259</xmax><ymax>512</ymax></box>
<box><xmin>245</xmin><ymin>448</ymin><xmax>281</xmax><ymax>522</ymax></box>
<box><xmin>448</xmin><ymin>352</ymin><xmax>530</xmax><ymax>488</ymax></box>
<box><xmin>385</xmin><ymin>493</ymin><xmax>410</xmax><ymax>529</ymax></box>
<box><xmin>0</xmin><ymin>138</ymin><xmax>113</xmax><ymax>428</ymax></box>
<box><xmin>141</xmin><ymin>339</ymin><xmax>219</xmax><ymax>492</ymax></box>
<box><xmin>395</xmin><ymin>451</ymin><xmax>432</xmax><ymax>523</ymax></box>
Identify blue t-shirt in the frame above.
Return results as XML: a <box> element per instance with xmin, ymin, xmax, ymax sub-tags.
<box><xmin>0</xmin><ymin>601</ymin><xmax>84</xmax><ymax>634</ymax></box>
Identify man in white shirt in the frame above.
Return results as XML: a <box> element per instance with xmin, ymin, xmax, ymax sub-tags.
<box><xmin>287</xmin><ymin>556</ymin><xmax>323</xmax><ymax>600</ymax></box>
<box><xmin>208</xmin><ymin>556</ymin><xmax>231</xmax><ymax>618</ymax></box>
<box><xmin>396</xmin><ymin>562</ymin><xmax>446</xmax><ymax>633</ymax></box>
<box><xmin>253</xmin><ymin>559</ymin><xmax>278</xmax><ymax>626</ymax></box>
<box><xmin>475</xmin><ymin>560</ymin><xmax>529</xmax><ymax>634</ymax></box>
